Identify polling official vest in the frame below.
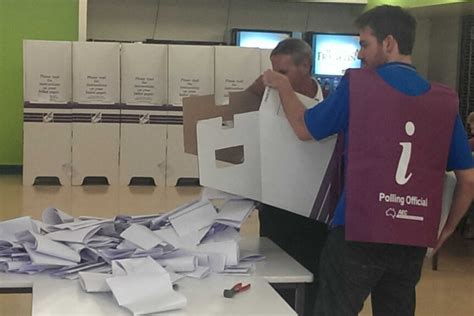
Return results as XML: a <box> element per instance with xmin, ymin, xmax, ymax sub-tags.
<box><xmin>345</xmin><ymin>68</ymin><xmax>458</xmax><ymax>247</ymax></box>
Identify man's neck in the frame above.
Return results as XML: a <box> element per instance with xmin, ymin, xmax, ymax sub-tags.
<box><xmin>295</xmin><ymin>76</ymin><xmax>318</xmax><ymax>99</ymax></box>
<box><xmin>386</xmin><ymin>54</ymin><xmax>412</xmax><ymax>65</ymax></box>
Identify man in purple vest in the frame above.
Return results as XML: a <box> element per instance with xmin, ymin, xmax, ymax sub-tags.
<box><xmin>262</xmin><ymin>5</ymin><xmax>474</xmax><ymax>316</ymax></box>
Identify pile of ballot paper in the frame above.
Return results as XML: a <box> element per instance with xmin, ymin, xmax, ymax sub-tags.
<box><xmin>0</xmin><ymin>189</ymin><xmax>263</xmax><ymax>315</ymax></box>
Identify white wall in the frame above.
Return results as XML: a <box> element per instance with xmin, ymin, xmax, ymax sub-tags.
<box><xmin>427</xmin><ymin>16</ymin><xmax>461</xmax><ymax>89</ymax></box>
<box><xmin>87</xmin><ymin>0</ymin><xmax>364</xmax><ymax>42</ymax></box>
<box><xmin>87</xmin><ymin>0</ymin><xmax>464</xmax><ymax>87</ymax></box>
<box><xmin>412</xmin><ymin>17</ymin><xmax>431</xmax><ymax>78</ymax></box>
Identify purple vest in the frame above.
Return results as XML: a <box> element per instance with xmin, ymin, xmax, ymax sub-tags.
<box><xmin>345</xmin><ymin>69</ymin><xmax>458</xmax><ymax>247</ymax></box>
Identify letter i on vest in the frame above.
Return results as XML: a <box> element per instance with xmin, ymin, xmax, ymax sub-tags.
<box><xmin>396</xmin><ymin>122</ymin><xmax>415</xmax><ymax>185</ymax></box>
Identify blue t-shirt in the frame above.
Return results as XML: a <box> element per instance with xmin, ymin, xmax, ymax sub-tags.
<box><xmin>304</xmin><ymin>62</ymin><xmax>473</xmax><ymax>227</ymax></box>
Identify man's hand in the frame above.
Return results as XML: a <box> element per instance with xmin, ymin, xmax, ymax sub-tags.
<box><xmin>262</xmin><ymin>69</ymin><xmax>291</xmax><ymax>91</ymax></box>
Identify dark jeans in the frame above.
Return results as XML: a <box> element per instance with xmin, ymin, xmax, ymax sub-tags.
<box><xmin>314</xmin><ymin>227</ymin><xmax>427</xmax><ymax>316</ymax></box>
<box><xmin>259</xmin><ymin>204</ymin><xmax>329</xmax><ymax>316</ymax></box>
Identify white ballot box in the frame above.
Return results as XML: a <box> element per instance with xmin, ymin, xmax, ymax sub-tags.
<box><xmin>71</xmin><ymin>42</ymin><xmax>120</xmax><ymax>185</ymax></box>
<box><xmin>120</xmin><ymin>43</ymin><xmax>168</xmax><ymax>186</ymax></box>
<box><xmin>22</xmin><ymin>40</ymin><xmax>73</xmax><ymax>185</ymax></box>
<box><xmin>197</xmin><ymin>88</ymin><xmax>336</xmax><ymax>219</ymax></box>
<box><xmin>214</xmin><ymin>46</ymin><xmax>261</xmax><ymax>105</ymax></box>
<box><xmin>168</xmin><ymin>45</ymin><xmax>214</xmax><ymax>106</ymax></box>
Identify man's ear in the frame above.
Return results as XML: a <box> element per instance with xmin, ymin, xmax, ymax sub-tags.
<box><xmin>301</xmin><ymin>59</ymin><xmax>312</xmax><ymax>74</ymax></box>
<box><xmin>383</xmin><ymin>35</ymin><xmax>398</xmax><ymax>55</ymax></box>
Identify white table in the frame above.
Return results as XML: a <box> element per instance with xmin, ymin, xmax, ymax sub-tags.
<box><xmin>0</xmin><ymin>237</ymin><xmax>312</xmax><ymax>315</ymax></box>
<box><xmin>240</xmin><ymin>237</ymin><xmax>314</xmax><ymax>316</ymax></box>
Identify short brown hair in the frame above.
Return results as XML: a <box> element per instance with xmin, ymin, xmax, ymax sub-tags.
<box><xmin>355</xmin><ymin>5</ymin><xmax>417</xmax><ymax>55</ymax></box>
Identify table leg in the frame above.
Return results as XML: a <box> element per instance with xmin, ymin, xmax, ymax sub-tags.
<box><xmin>294</xmin><ymin>283</ymin><xmax>306</xmax><ymax>316</ymax></box>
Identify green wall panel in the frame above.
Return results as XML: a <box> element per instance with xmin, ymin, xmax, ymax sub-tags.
<box><xmin>0</xmin><ymin>0</ymin><xmax>78</xmax><ymax>165</ymax></box>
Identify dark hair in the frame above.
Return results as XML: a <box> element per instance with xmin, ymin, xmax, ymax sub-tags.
<box><xmin>354</xmin><ymin>5</ymin><xmax>417</xmax><ymax>55</ymax></box>
<box><xmin>271</xmin><ymin>38</ymin><xmax>312</xmax><ymax>66</ymax></box>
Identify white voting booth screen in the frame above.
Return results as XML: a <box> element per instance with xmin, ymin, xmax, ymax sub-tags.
<box><xmin>23</xmin><ymin>40</ymin><xmax>72</xmax><ymax>185</ymax></box>
<box><xmin>168</xmin><ymin>45</ymin><xmax>215</xmax><ymax>106</ymax></box>
<box><xmin>120</xmin><ymin>43</ymin><xmax>168</xmax><ymax>186</ymax></box>
<box><xmin>121</xmin><ymin>43</ymin><xmax>168</xmax><ymax>105</ymax></box>
<box><xmin>72</xmin><ymin>42</ymin><xmax>120</xmax><ymax>104</ymax></box>
<box><xmin>71</xmin><ymin>42</ymin><xmax>121</xmax><ymax>185</ymax></box>
<box><xmin>260</xmin><ymin>49</ymin><xmax>273</xmax><ymax>74</ymax></box>
<box><xmin>214</xmin><ymin>46</ymin><xmax>261</xmax><ymax>105</ymax></box>
<box><xmin>23</xmin><ymin>40</ymin><xmax>72</xmax><ymax>103</ymax></box>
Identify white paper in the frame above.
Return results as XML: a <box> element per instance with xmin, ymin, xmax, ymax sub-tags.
<box><xmin>0</xmin><ymin>216</ymin><xmax>38</xmax><ymax>243</ymax></box>
<box><xmin>215</xmin><ymin>199</ymin><xmax>256</xmax><ymax>228</ymax></box>
<box><xmin>158</xmin><ymin>256</ymin><xmax>197</xmax><ymax>273</ymax></box>
<box><xmin>79</xmin><ymin>271</ymin><xmax>111</xmax><ymax>292</ymax></box>
<box><xmin>184</xmin><ymin>265</ymin><xmax>211</xmax><ymax>279</ymax></box>
<box><xmin>120</xmin><ymin>224</ymin><xmax>166</xmax><ymax>250</ymax></box>
<box><xmin>42</xmin><ymin>207</ymin><xmax>74</xmax><ymax>225</ymax></box>
<box><xmin>169</xmin><ymin>199</ymin><xmax>217</xmax><ymax>238</ymax></box>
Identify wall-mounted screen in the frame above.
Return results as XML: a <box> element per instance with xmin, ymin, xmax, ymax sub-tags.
<box><xmin>311</xmin><ymin>33</ymin><xmax>361</xmax><ymax>76</ymax></box>
<box><xmin>232</xmin><ymin>29</ymin><xmax>292</xmax><ymax>49</ymax></box>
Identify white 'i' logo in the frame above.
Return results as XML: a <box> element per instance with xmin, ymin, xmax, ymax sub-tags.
<box><xmin>395</xmin><ymin>121</ymin><xmax>415</xmax><ymax>185</ymax></box>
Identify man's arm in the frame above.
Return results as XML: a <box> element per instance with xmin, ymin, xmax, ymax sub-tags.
<box><xmin>245</xmin><ymin>75</ymin><xmax>266</xmax><ymax>99</ymax></box>
<box><xmin>262</xmin><ymin>70</ymin><xmax>312</xmax><ymax>141</ymax></box>
<box><xmin>432</xmin><ymin>168</ymin><xmax>474</xmax><ymax>254</ymax></box>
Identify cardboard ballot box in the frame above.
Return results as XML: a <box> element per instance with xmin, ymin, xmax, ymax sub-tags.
<box><xmin>186</xmin><ymin>88</ymin><xmax>337</xmax><ymax>220</ymax></box>
<box><xmin>22</xmin><ymin>40</ymin><xmax>73</xmax><ymax>185</ymax></box>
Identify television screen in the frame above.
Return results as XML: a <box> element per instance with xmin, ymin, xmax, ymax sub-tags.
<box><xmin>312</xmin><ymin>33</ymin><xmax>361</xmax><ymax>76</ymax></box>
<box><xmin>233</xmin><ymin>29</ymin><xmax>291</xmax><ymax>49</ymax></box>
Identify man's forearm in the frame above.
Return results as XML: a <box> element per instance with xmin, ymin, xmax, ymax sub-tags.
<box><xmin>443</xmin><ymin>179</ymin><xmax>474</xmax><ymax>234</ymax></box>
<box><xmin>276</xmin><ymin>80</ymin><xmax>312</xmax><ymax>141</ymax></box>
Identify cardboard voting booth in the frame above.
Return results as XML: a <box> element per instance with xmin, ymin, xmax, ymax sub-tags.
<box><xmin>120</xmin><ymin>44</ymin><xmax>168</xmax><ymax>186</ymax></box>
<box><xmin>214</xmin><ymin>46</ymin><xmax>261</xmax><ymax>105</ymax></box>
<box><xmin>166</xmin><ymin>110</ymin><xmax>199</xmax><ymax>186</ymax></box>
<box><xmin>166</xmin><ymin>45</ymin><xmax>215</xmax><ymax>185</ymax></box>
<box><xmin>195</xmin><ymin>88</ymin><xmax>337</xmax><ymax>219</ymax></box>
<box><xmin>71</xmin><ymin>42</ymin><xmax>120</xmax><ymax>185</ymax></box>
<box><xmin>168</xmin><ymin>45</ymin><xmax>215</xmax><ymax>106</ymax></box>
<box><xmin>260</xmin><ymin>49</ymin><xmax>272</xmax><ymax>74</ymax></box>
<box><xmin>23</xmin><ymin>40</ymin><xmax>73</xmax><ymax>185</ymax></box>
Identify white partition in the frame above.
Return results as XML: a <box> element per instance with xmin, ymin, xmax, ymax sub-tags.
<box><xmin>71</xmin><ymin>108</ymin><xmax>121</xmax><ymax>185</ymax></box>
<box><xmin>22</xmin><ymin>40</ymin><xmax>72</xmax><ymax>185</ymax></box>
<box><xmin>168</xmin><ymin>45</ymin><xmax>214</xmax><ymax>106</ymax></box>
<box><xmin>119</xmin><ymin>108</ymin><xmax>168</xmax><ymax>186</ymax></box>
<box><xmin>72</xmin><ymin>42</ymin><xmax>120</xmax><ymax>104</ymax></box>
<box><xmin>121</xmin><ymin>43</ymin><xmax>168</xmax><ymax>105</ymax></box>
<box><xmin>214</xmin><ymin>46</ymin><xmax>261</xmax><ymax>105</ymax></box>
<box><xmin>71</xmin><ymin>42</ymin><xmax>120</xmax><ymax>185</ymax></box>
<box><xmin>120</xmin><ymin>43</ymin><xmax>168</xmax><ymax>186</ymax></box>
<box><xmin>260</xmin><ymin>49</ymin><xmax>273</xmax><ymax>74</ymax></box>
<box><xmin>23</xmin><ymin>40</ymin><xmax>72</xmax><ymax>103</ymax></box>
<box><xmin>23</xmin><ymin>107</ymin><xmax>72</xmax><ymax>185</ymax></box>
<box><xmin>165</xmin><ymin>109</ymin><xmax>198</xmax><ymax>187</ymax></box>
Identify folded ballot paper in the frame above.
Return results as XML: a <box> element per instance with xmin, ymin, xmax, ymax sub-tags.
<box><xmin>0</xmin><ymin>195</ymin><xmax>262</xmax><ymax>314</ymax></box>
